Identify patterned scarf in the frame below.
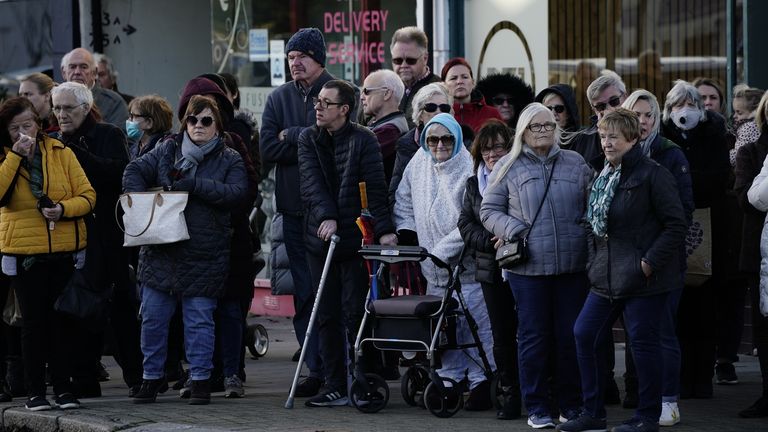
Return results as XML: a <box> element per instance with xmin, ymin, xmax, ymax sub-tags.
<box><xmin>587</xmin><ymin>161</ymin><xmax>622</xmax><ymax>237</ymax></box>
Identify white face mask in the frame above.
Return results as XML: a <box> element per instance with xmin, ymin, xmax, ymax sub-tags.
<box><xmin>671</xmin><ymin>106</ymin><xmax>701</xmax><ymax>131</ymax></box>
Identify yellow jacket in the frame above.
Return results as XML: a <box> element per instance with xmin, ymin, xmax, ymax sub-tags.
<box><xmin>0</xmin><ymin>135</ymin><xmax>96</xmax><ymax>255</ymax></box>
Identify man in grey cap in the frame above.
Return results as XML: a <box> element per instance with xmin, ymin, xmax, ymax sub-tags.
<box><xmin>260</xmin><ymin>28</ymin><xmax>333</xmax><ymax>398</ymax></box>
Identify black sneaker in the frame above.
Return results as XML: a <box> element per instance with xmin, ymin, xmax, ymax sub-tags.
<box><xmin>25</xmin><ymin>396</ymin><xmax>52</xmax><ymax>411</ymax></box>
<box><xmin>294</xmin><ymin>376</ymin><xmax>323</xmax><ymax>397</ymax></box>
<box><xmin>53</xmin><ymin>393</ymin><xmax>80</xmax><ymax>409</ymax></box>
<box><xmin>556</xmin><ymin>413</ymin><xmax>607</xmax><ymax>432</ymax></box>
<box><xmin>715</xmin><ymin>362</ymin><xmax>738</xmax><ymax>385</ymax></box>
<box><xmin>739</xmin><ymin>396</ymin><xmax>768</xmax><ymax>418</ymax></box>
<box><xmin>189</xmin><ymin>379</ymin><xmax>211</xmax><ymax>405</ymax></box>
<box><xmin>132</xmin><ymin>378</ymin><xmax>168</xmax><ymax>404</ymax></box>
<box><xmin>305</xmin><ymin>388</ymin><xmax>349</xmax><ymax>407</ymax></box>
<box><xmin>610</xmin><ymin>417</ymin><xmax>659</xmax><ymax>432</ymax></box>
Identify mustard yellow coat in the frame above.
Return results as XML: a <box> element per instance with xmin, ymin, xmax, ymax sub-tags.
<box><xmin>0</xmin><ymin>135</ymin><xmax>96</xmax><ymax>255</ymax></box>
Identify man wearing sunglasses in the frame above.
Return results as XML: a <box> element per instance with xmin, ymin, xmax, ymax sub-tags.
<box><xmin>361</xmin><ymin>69</ymin><xmax>409</xmax><ymax>183</ymax></box>
<box><xmin>298</xmin><ymin>80</ymin><xmax>397</xmax><ymax>407</ymax></box>
<box><xmin>390</xmin><ymin>26</ymin><xmax>441</xmax><ymax>128</ymax></box>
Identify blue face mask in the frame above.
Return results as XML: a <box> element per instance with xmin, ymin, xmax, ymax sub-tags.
<box><xmin>125</xmin><ymin>120</ymin><xmax>144</xmax><ymax>140</ymax></box>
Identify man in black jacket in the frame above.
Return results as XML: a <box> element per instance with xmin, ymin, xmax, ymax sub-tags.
<box><xmin>298</xmin><ymin>80</ymin><xmax>397</xmax><ymax>407</ymax></box>
<box><xmin>390</xmin><ymin>26</ymin><xmax>441</xmax><ymax>128</ymax></box>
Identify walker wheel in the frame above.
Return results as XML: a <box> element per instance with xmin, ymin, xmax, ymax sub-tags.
<box><xmin>246</xmin><ymin>323</ymin><xmax>269</xmax><ymax>358</ymax></box>
<box><xmin>350</xmin><ymin>373</ymin><xmax>389</xmax><ymax>413</ymax></box>
<box><xmin>400</xmin><ymin>366</ymin><xmax>430</xmax><ymax>406</ymax></box>
<box><xmin>424</xmin><ymin>377</ymin><xmax>463</xmax><ymax>418</ymax></box>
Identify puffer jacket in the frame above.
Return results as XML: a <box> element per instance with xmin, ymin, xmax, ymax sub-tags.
<box><xmin>389</xmin><ymin>126</ymin><xmax>420</xmax><ymax>206</ymax></box>
<box><xmin>452</xmin><ymin>89</ymin><xmax>503</xmax><ymax>134</ymax></box>
<box><xmin>0</xmin><ymin>136</ymin><xmax>95</xmax><ymax>255</ymax></box>
<box><xmin>122</xmin><ymin>134</ymin><xmax>248</xmax><ymax>297</ymax></box>
<box><xmin>298</xmin><ymin>121</ymin><xmax>394</xmax><ymax>260</ymax></box>
<box><xmin>480</xmin><ymin>145</ymin><xmax>593</xmax><ymax>276</ymax></box>
<box><xmin>458</xmin><ymin>172</ymin><xmax>498</xmax><ymax>284</ymax></box>
<box><xmin>586</xmin><ymin>145</ymin><xmax>688</xmax><ymax>299</ymax></box>
<box><xmin>746</xmin><ymin>151</ymin><xmax>768</xmax><ymax>316</ymax></box>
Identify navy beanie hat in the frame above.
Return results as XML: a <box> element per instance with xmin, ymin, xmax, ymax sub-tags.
<box><xmin>285</xmin><ymin>28</ymin><xmax>326</xmax><ymax>67</ymax></box>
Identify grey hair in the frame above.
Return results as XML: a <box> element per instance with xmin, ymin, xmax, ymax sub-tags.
<box><xmin>622</xmin><ymin>89</ymin><xmax>661</xmax><ymax>136</ymax></box>
<box><xmin>390</xmin><ymin>26</ymin><xmax>429</xmax><ymax>52</ymax></box>
<box><xmin>493</xmin><ymin>102</ymin><xmax>557</xmax><ymax>185</ymax></box>
<box><xmin>586</xmin><ymin>69</ymin><xmax>627</xmax><ymax>102</ymax></box>
<box><xmin>93</xmin><ymin>53</ymin><xmax>117</xmax><ymax>80</ymax></box>
<box><xmin>51</xmin><ymin>81</ymin><xmax>94</xmax><ymax>109</ymax></box>
<box><xmin>366</xmin><ymin>69</ymin><xmax>405</xmax><ymax>103</ymax></box>
<box><xmin>410</xmin><ymin>82</ymin><xmax>452</xmax><ymax>125</ymax></box>
<box><xmin>60</xmin><ymin>48</ymin><xmax>96</xmax><ymax>70</ymax></box>
<box><xmin>662</xmin><ymin>80</ymin><xmax>706</xmax><ymax>123</ymax></box>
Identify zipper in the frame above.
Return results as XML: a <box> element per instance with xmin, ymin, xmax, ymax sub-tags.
<box><xmin>41</xmin><ymin>143</ymin><xmax>53</xmax><ymax>253</ymax></box>
<box><xmin>544</xmin><ymin>161</ymin><xmax>559</xmax><ymax>271</ymax></box>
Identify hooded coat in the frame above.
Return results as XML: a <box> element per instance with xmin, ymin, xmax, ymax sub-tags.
<box><xmin>476</xmin><ymin>73</ymin><xmax>535</xmax><ymax>129</ymax></box>
<box><xmin>534</xmin><ymin>84</ymin><xmax>581</xmax><ymax>132</ymax></box>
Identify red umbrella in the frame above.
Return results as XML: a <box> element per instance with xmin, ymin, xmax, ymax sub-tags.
<box><xmin>356</xmin><ymin>182</ymin><xmax>380</xmax><ymax>299</ymax></box>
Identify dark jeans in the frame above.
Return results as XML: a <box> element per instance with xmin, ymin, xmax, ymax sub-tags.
<box><xmin>283</xmin><ymin>213</ymin><xmax>322</xmax><ymax>378</ymax></box>
<box><xmin>507</xmin><ymin>272</ymin><xmax>588</xmax><ymax>416</ymax></box>
<box><xmin>715</xmin><ymin>276</ymin><xmax>747</xmax><ymax>364</ymax></box>
<box><xmin>215</xmin><ymin>299</ymin><xmax>250</xmax><ymax>377</ymax></box>
<box><xmin>307</xmin><ymin>253</ymin><xmax>367</xmax><ymax>392</ymax></box>
<box><xmin>13</xmin><ymin>256</ymin><xmax>78</xmax><ymax>397</ymax></box>
<box><xmin>746</xmin><ymin>273</ymin><xmax>768</xmax><ymax>397</ymax></box>
<box><xmin>479</xmin><ymin>277</ymin><xmax>519</xmax><ymax>391</ymax></box>
<box><xmin>574</xmin><ymin>291</ymin><xmax>667</xmax><ymax>421</ymax></box>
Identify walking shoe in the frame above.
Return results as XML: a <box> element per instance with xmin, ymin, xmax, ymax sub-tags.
<box><xmin>715</xmin><ymin>363</ymin><xmax>738</xmax><ymax>385</ymax></box>
<box><xmin>188</xmin><ymin>379</ymin><xmax>211</xmax><ymax>405</ymax></box>
<box><xmin>24</xmin><ymin>396</ymin><xmax>52</xmax><ymax>411</ymax></box>
<box><xmin>294</xmin><ymin>376</ymin><xmax>322</xmax><ymax>397</ymax></box>
<box><xmin>558</xmin><ymin>408</ymin><xmax>582</xmax><ymax>423</ymax></box>
<box><xmin>527</xmin><ymin>413</ymin><xmax>557</xmax><ymax>429</ymax></box>
<box><xmin>305</xmin><ymin>388</ymin><xmax>349</xmax><ymax>407</ymax></box>
<box><xmin>179</xmin><ymin>377</ymin><xmax>192</xmax><ymax>399</ymax></box>
<box><xmin>53</xmin><ymin>393</ymin><xmax>80</xmax><ymax>409</ymax></box>
<box><xmin>129</xmin><ymin>378</ymin><xmax>168</xmax><ymax>398</ymax></box>
<box><xmin>464</xmin><ymin>380</ymin><xmax>492</xmax><ymax>411</ymax></box>
<box><xmin>496</xmin><ymin>391</ymin><xmax>521</xmax><ymax>420</ymax></box>
<box><xmin>224</xmin><ymin>375</ymin><xmax>245</xmax><ymax>398</ymax></box>
<box><xmin>610</xmin><ymin>417</ymin><xmax>659</xmax><ymax>432</ymax></box>
<box><xmin>556</xmin><ymin>412</ymin><xmax>607</xmax><ymax>431</ymax></box>
<box><xmin>132</xmin><ymin>378</ymin><xmax>168</xmax><ymax>404</ymax></box>
<box><xmin>738</xmin><ymin>396</ymin><xmax>768</xmax><ymax>418</ymax></box>
<box><xmin>659</xmin><ymin>401</ymin><xmax>680</xmax><ymax>426</ymax></box>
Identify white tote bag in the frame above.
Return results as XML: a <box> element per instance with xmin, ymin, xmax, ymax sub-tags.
<box><xmin>118</xmin><ymin>191</ymin><xmax>190</xmax><ymax>247</ymax></box>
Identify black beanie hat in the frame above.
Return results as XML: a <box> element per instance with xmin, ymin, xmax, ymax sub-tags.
<box><xmin>285</xmin><ymin>28</ymin><xmax>326</xmax><ymax>67</ymax></box>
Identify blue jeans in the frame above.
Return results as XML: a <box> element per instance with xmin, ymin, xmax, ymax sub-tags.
<box><xmin>507</xmin><ymin>272</ymin><xmax>588</xmax><ymax>416</ymax></box>
<box><xmin>660</xmin><ymin>288</ymin><xmax>682</xmax><ymax>401</ymax></box>
<box><xmin>215</xmin><ymin>299</ymin><xmax>247</xmax><ymax>377</ymax></box>
<box><xmin>140</xmin><ymin>286</ymin><xmax>217</xmax><ymax>381</ymax></box>
<box><xmin>282</xmin><ymin>213</ymin><xmax>322</xmax><ymax>378</ymax></box>
<box><xmin>574</xmin><ymin>291</ymin><xmax>667</xmax><ymax>421</ymax></box>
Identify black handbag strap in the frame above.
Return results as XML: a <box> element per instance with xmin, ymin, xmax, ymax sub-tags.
<box><xmin>524</xmin><ymin>158</ymin><xmax>557</xmax><ymax>242</ymax></box>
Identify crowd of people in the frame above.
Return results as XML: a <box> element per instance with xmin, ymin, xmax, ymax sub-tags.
<box><xmin>0</xmin><ymin>23</ymin><xmax>766</xmax><ymax>432</ymax></box>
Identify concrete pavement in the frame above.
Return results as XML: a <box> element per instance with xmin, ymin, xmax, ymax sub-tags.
<box><xmin>0</xmin><ymin>316</ymin><xmax>765</xmax><ymax>431</ymax></box>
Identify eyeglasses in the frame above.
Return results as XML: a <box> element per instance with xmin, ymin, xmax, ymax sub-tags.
<box><xmin>492</xmin><ymin>97</ymin><xmax>514</xmax><ymax>106</ymax></box>
<box><xmin>312</xmin><ymin>97</ymin><xmax>345</xmax><ymax>109</ymax></box>
<box><xmin>392</xmin><ymin>57</ymin><xmax>419</xmax><ymax>66</ymax></box>
<box><xmin>362</xmin><ymin>87</ymin><xmax>388</xmax><ymax>96</ymax></box>
<box><xmin>546</xmin><ymin>104</ymin><xmax>566</xmax><ymax>114</ymax></box>
<box><xmin>129</xmin><ymin>112</ymin><xmax>151</xmax><ymax>121</ymax></box>
<box><xmin>185</xmin><ymin>115</ymin><xmax>214</xmax><ymax>127</ymax></box>
<box><xmin>52</xmin><ymin>103</ymin><xmax>86</xmax><ymax>114</ymax></box>
<box><xmin>592</xmin><ymin>94</ymin><xmax>624</xmax><ymax>112</ymax></box>
<box><xmin>481</xmin><ymin>143</ymin><xmax>508</xmax><ymax>155</ymax></box>
<box><xmin>527</xmin><ymin>122</ymin><xmax>557</xmax><ymax>132</ymax></box>
<box><xmin>423</xmin><ymin>103</ymin><xmax>452</xmax><ymax>114</ymax></box>
<box><xmin>426</xmin><ymin>135</ymin><xmax>456</xmax><ymax>148</ymax></box>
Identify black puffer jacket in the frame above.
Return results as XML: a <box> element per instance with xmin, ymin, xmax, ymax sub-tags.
<box><xmin>389</xmin><ymin>127</ymin><xmax>420</xmax><ymax>206</ymax></box>
<box><xmin>298</xmin><ymin>121</ymin><xmax>395</xmax><ymax>260</ymax></box>
<box><xmin>122</xmin><ymin>134</ymin><xmax>248</xmax><ymax>297</ymax></box>
<box><xmin>586</xmin><ymin>145</ymin><xmax>688</xmax><ymax>299</ymax></box>
<box><xmin>458</xmin><ymin>174</ymin><xmax>498</xmax><ymax>284</ymax></box>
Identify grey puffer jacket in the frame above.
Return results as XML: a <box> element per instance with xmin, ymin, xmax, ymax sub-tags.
<box><xmin>123</xmin><ymin>134</ymin><xmax>248</xmax><ymax>297</ymax></box>
<box><xmin>480</xmin><ymin>145</ymin><xmax>593</xmax><ymax>276</ymax></box>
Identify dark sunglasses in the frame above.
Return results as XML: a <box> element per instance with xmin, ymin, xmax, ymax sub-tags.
<box><xmin>492</xmin><ymin>97</ymin><xmax>514</xmax><ymax>106</ymax></box>
<box><xmin>186</xmin><ymin>115</ymin><xmax>214</xmax><ymax>127</ymax></box>
<box><xmin>362</xmin><ymin>86</ymin><xmax>387</xmax><ymax>96</ymax></box>
<box><xmin>423</xmin><ymin>103</ymin><xmax>452</xmax><ymax>114</ymax></box>
<box><xmin>592</xmin><ymin>95</ymin><xmax>623</xmax><ymax>112</ymax></box>
<box><xmin>546</xmin><ymin>104</ymin><xmax>566</xmax><ymax>114</ymax></box>
<box><xmin>426</xmin><ymin>134</ymin><xmax>456</xmax><ymax>148</ymax></box>
<box><xmin>392</xmin><ymin>57</ymin><xmax>419</xmax><ymax>66</ymax></box>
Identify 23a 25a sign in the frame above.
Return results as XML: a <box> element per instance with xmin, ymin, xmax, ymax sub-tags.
<box><xmin>89</xmin><ymin>12</ymin><xmax>137</xmax><ymax>48</ymax></box>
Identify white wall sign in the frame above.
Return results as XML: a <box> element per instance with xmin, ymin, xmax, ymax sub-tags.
<box><xmin>249</xmin><ymin>29</ymin><xmax>269</xmax><ymax>61</ymax></box>
<box><xmin>270</xmin><ymin>39</ymin><xmax>286</xmax><ymax>87</ymax></box>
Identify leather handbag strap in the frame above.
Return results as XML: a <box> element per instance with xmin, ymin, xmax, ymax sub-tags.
<box><xmin>524</xmin><ymin>158</ymin><xmax>557</xmax><ymax>242</ymax></box>
<box><xmin>115</xmin><ymin>192</ymin><xmax>161</xmax><ymax>238</ymax></box>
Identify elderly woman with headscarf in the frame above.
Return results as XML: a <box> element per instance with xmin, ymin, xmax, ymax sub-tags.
<box><xmin>480</xmin><ymin>103</ymin><xmax>593</xmax><ymax>429</ymax></box>
<box><xmin>394</xmin><ymin>112</ymin><xmax>495</xmax><ymax>410</ymax></box>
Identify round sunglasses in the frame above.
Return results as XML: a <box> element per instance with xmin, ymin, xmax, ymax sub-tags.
<box><xmin>423</xmin><ymin>103</ymin><xmax>451</xmax><ymax>114</ymax></box>
<box><xmin>186</xmin><ymin>115</ymin><xmax>214</xmax><ymax>127</ymax></box>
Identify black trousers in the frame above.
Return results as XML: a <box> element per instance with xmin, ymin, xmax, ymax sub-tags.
<box><xmin>678</xmin><ymin>279</ymin><xmax>717</xmax><ymax>398</ymax></box>
<box><xmin>479</xmin><ymin>278</ymin><xmax>519</xmax><ymax>391</ymax></box>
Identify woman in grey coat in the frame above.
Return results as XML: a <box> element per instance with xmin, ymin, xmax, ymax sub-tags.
<box><xmin>480</xmin><ymin>102</ymin><xmax>593</xmax><ymax>429</ymax></box>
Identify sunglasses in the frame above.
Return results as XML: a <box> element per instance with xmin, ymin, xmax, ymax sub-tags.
<box><xmin>546</xmin><ymin>104</ymin><xmax>566</xmax><ymax>114</ymax></box>
<box><xmin>392</xmin><ymin>57</ymin><xmax>419</xmax><ymax>66</ymax></box>
<box><xmin>362</xmin><ymin>86</ymin><xmax>387</xmax><ymax>96</ymax></box>
<box><xmin>423</xmin><ymin>103</ymin><xmax>452</xmax><ymax>114</ymax></box>
<box><xmin>492</xmin><ymin>97</ymin><xmax>514</xmax><ymax>106</ymax></box>
<box><xmin>592</xmin><ymin>95</ymin><xmax>623</xmax><ymax>112</ymax></box>
<box><xmin>426</xmin><ymin>134</ymin><xmax>456</xmax><ymax>148</ymax></box>
<box><xmin>186</xmin><ymin>115</ymin><xmax>214</xmax><ymax>127</ymax></box>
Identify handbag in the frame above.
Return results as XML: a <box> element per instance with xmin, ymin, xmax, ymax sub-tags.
<box><xmin>54</xmin><ymin>269</ymin><xmax>112</xmax><ymax>322</ymax></box>
<box><xmin>117</xmin><ymin>190</ymin><xmax>190</xmax><ymax>247</ymax></box>
<box><xmin>496</xmin><ymin>158</ymin><xmax>557</xmax><ymax>269</ymax></box>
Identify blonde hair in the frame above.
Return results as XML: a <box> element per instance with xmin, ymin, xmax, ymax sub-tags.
<box><xmin>755</xmin><ymin>91</ymin><xmax>768</xmax><ymax>132</ymax></box>
<box><xmin>622</xmin><ymin>89</ymin><xmax>661</xmax><ymax>136</ymax></box>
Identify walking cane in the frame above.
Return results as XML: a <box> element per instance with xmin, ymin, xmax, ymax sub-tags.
<box><xmin>285</xmin><ymin>234</ymin><xmax>340</xmax><ymax>409</ymax></box>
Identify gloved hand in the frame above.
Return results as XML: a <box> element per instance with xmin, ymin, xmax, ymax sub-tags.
<box><xmin>171</xmin><ymin>178</ymin><xmax>196</xmax><ymax>192</ymax></box>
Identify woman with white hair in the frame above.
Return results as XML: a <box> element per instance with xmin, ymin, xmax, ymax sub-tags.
<box><xmin>480</xmin><ymin>103</ymin><xmax>592</xmax><ymax>429</ymax></box>
<box><xmin>661</xmin><ymin>80</ymin><xmax>730</xmax><ymax>401</ymax></box>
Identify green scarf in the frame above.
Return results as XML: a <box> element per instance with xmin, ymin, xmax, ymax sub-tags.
<box><xmin>587</xmin><ymin>161</ymin><xmax>622</xmax><ymax>237</ymax></box>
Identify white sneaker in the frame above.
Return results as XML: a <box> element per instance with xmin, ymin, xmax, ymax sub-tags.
<box><xmin>659</xmin><ymin>401</ymin><xmax>680</xmax><ymax>426</ymax></box>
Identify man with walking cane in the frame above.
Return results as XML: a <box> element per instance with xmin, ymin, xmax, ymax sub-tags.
<box><xmin>297</xmin><ymin>79</ymin><xmax>397</xmax><ymax>407</ymax></box>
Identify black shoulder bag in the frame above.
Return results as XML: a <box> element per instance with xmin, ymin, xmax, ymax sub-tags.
<box><xmin>496</xmin><ymin>158</ymin><xmax>557</xmax><ymax>269</ymax></box>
